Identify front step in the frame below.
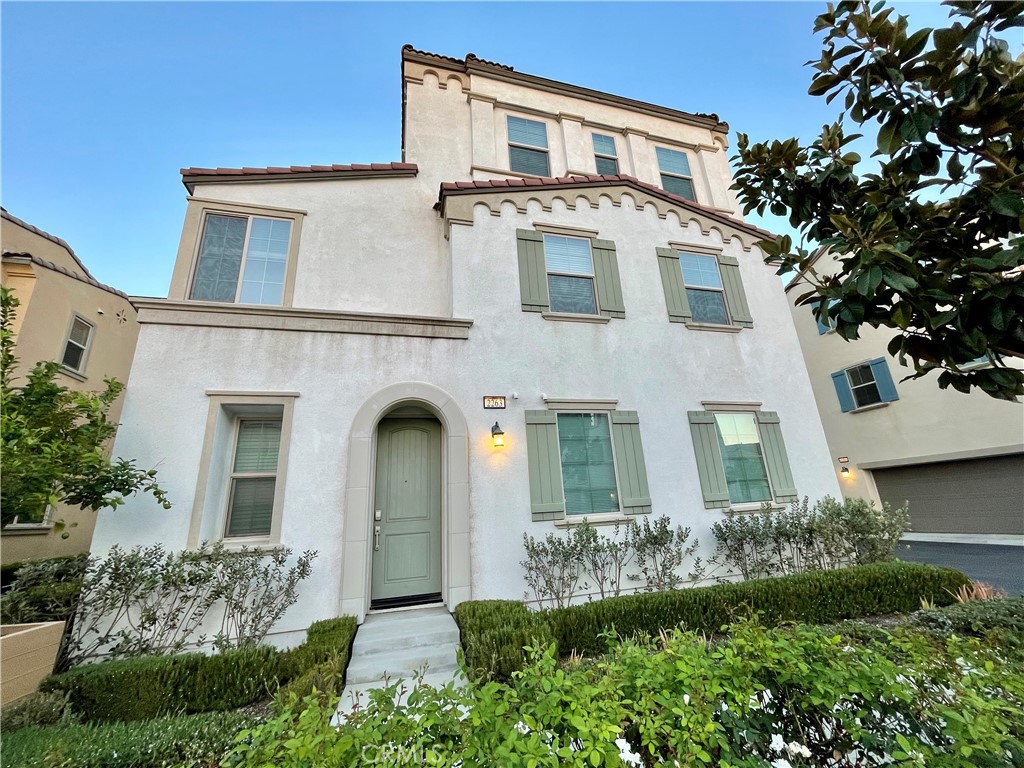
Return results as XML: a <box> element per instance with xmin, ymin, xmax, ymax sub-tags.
<box><xmin>337</xmin><ymin>606</ymin><xmax>464</xmax><ymax>720</ymax></box>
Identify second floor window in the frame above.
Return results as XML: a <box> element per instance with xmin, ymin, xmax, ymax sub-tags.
<box><xmin>61</xmin><ymin>315</ymin><xmax>94</xmax><ymax>373</ymax></box>
<box><xmin>592</xmin><ymin>133</ymin><xmax>619</xmax><ymax>174</ymax></box>
<box><xmin>544</xmin><ymin>235</ymin><xmax>597</xmax><ymax>315</ymax></box>
<box><xmin>508</xmin><ymin>116</ymin><xmax>550</xmax><ymax>176</ymax></box>
<box><xmin>680</xmin><ymin>252</ymin><xmax>729</xmax><ymax>325</ymax></box>
<box><xmin>191</xmin><ymin>214</ymin><xmax>292</xmax><ymax>305</ymax></box>
<box><xmin>656</xmin><ymin>147</ymin><xmax>696</xmax><ymax>202</ymax></box>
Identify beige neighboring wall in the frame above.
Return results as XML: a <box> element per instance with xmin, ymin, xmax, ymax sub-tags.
<box><xmin>785</xmin><ymin>251</ymin><xmax>1024</xmax><ymax>508</ymax></box>
<box><xmin>1</xmin><ymin>213</ymin><xmax>140</xmax><ymax>564</ymax></box>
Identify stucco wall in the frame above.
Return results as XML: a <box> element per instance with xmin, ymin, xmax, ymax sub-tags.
<box><xmin>786</xmin><ymin>253</ymin><xmax>1024</xmax><ymax>503</ymax></box>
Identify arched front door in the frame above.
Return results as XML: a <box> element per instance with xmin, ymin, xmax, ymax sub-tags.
<box><xmin>369</xmin><ymin>418</ymin><xmax>443</xmax><ymax>608</ymax></box>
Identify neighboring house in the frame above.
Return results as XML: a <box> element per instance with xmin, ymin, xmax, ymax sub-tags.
<box><xmin>785</xmin><ymin>249</ymin><xmax>1024</xmax><ymax>539</ymax></box>
<box><xmin>1</xmin><ymin>208</ymin><xmax>140</xmax><ymax>563</ymax></box>
<box><xmin>91</xmin><ymin>46</ymin><xmax>840</xmax><ymax>641</ymax></box>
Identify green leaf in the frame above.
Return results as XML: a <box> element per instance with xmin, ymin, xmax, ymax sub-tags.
<box><xmin>991</xmin><ymin>193</ymin><xmax>1024</xmax><ymax>216</ymax></box>
<box><xmin>876</xmin><ymin>116</ymin><xmax>903</xmax><ymax>154</ymax></box>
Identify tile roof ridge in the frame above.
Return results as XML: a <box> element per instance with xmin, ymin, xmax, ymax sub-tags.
<box><xmin>0</xmin><ymin>208</ymin><xmax>96</xmax><ymax>281</ymax></box>
<box><xmin>2</xmin><ymin>251</ymin><xmax>133</xmax><ymax>304</ymax></box>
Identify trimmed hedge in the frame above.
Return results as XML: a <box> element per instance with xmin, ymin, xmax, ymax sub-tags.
<box><xmin>0</xmin><ymin>711</ymin><xmax>251</xmax><ymax>768</ymax></box>
<box><xmin>41</xmin><ymin>616</ymin><xmax>357</xmax><ymax>723</ymax></box>
<box><xmin>456</xmin><ymin>561</ymin><xmax>970</xmax><ymax>679</ymax></box>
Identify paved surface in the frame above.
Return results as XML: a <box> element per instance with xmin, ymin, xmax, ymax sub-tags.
<box><xmin>335</xmin><ymin>606</ymin><xmax>463</xmax><ymax>721</ymax></box>
<box><xmin>900</xmin><ymin>540</ymin><xmax>1024</xmax><ymax>596</ymax></box>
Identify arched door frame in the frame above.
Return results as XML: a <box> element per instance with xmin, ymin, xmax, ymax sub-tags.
<box><xmin>339</xmin><ymin>382</ymin><xmax>471</xmax><ymax>622</ymax></box>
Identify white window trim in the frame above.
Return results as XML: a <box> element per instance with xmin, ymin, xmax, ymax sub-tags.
<box><xmin>222</xmin><ymin>417</ymin><xmax>282</xmax><ymax>541</ymax></box>
<box><xmin>507</xmin><ymin>115</ymin><xmax>550</xmax><ymax>176</ymax></box>
<box><xmin>680</xmin><ymin>252</ymin><xmax>731</xmax><ymax>326</ymax></box>
<box><xmin>187</xmin><ymin>392</ymin><xmax>298</xmax><ymax>549</ymax></box>
<box><xmin>543</xmin><ymin>234</ymin><xmax>600</xmax><ymax>317</ymax></box>
<box><xmin>656</xmin><ymin>146</ymin><xmax>697</xmax><ymax>200</ymax></box>
<box><xmin>592</xmin><ymin>133</ymin><xmax>619</xmax><ymax>173</ymax></box>
<box><xmin>3</xmin><ymin>504</ymin><xmax>54</xmax><ymax>533</ymax></box>
<box><xmin>709</xmin><ymin>409</ymin><xmax>775</xmax><ymax>510</ymax></box>
<box><xmin>553</xmin><ymin>410</ymin><xmax>623</xmax><ymax>519</ymax></box>
<box><xmin>844</xmin><ymin>362</ymin><xmax>883</xmax><ymax>410</ymax></box>
<box><xmin>59</xmin><ymin>314</ymin><xmax>95</xmax><ymax>376</ymax></box>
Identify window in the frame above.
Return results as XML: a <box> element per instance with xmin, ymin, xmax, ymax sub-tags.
<box><xmin>507</xmin><ymin>116</ymin><xmax>550</xmax><ymax>176</ymax></box>
<box><xmin>656</xmin><ymin>247</ymin><xmax>753</xmax><ymax>328</ymax></box>
<box><xmin>688</xmin><ymin>409</ymin><xmax>798</xmax><ymax>509</ymax></box>
<box><xmin>557</xmin><ymin>413</ymin><xmax>619</xmax><ymax>516</ymax></box>
<box><xmin>60</xmin><ymin>315</ymin><xmax>94</xmax><ymax>373</ymax></box>
<box><xmin>187</xmin><ymin>392</ymin><xmax>297</xmax><ymax>548</ymax></box>
<box><xmin>544</xmin><ymin>235</ymin><xmax>598</xmax><ymax>315</ymax></box>
<box><xmin>680</xmin><ymin>253</ymin><xmax>729</xmax><ymax>325</ymax></box>
<box><xmin>515</xmin><ymin>229</ymin><xmax>625</xmax><ymax>319</ymax></box>
<box><xmin>831</xmin><ymin>358</ymin><xmax>900</xmax><ymax>413</ymax></box>
<box><xmin>656</xmin><ymin>147</ymin><xmax>696</xmax><ymax>201</ymax></box>
<box><xmin>191</xmin><ymin>214</ymin><xmax>292</xmax><ymax>305</ymax></box>
<box><xmin>592</xmin><ymin>133</ymin><xmax>619</xmax><ymax>175</ymax></box>
<box><xmin>225</xmin><ymin>419</ymin><xmax>282</xmax><ymax>538</ymax></box>
<box><xmin>525</xmin><ymin>407</ymin><xmax>651</xmax><ymax>522</ymax></box>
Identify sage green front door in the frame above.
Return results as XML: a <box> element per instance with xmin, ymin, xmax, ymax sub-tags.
<box><xmin>370</xmin><ymin>418</ymin><xmax>442</xmax><ymax>606</ymax></box>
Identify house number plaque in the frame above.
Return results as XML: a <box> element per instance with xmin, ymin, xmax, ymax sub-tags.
<box><xmin>483</xmin><ymin>396</ymin><xmax>506</xmax><ymax>409</ymax></box>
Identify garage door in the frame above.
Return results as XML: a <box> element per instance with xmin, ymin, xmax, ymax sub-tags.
<box><xmin>872</xmin><ymin>454</ymin><xmax>1024</xmax><ymax>535</ymax></box>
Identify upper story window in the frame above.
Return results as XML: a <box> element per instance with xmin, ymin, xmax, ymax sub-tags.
<box><xmin>680</xmin><ymin>253</ymin><xmax>729</xmax><ymax>325</ymax></box>
<box><xmin>656</xmin><ymin>147</ymin><xmax>696</xmax><ymax>202</ymax></box>
<box><xmin>831</xmin><ymin>358</ymin><xmax>900</xmax><ymax>413</ymax></box>
<box><xmin>507</xmin><ymin>116</ymin><xmax>550</xmax><ymax>176</ymax></box>
<box><xmin>592</xmin><ymin>133</ymin><xmax>619</xmax><ymax>175</ymax></box>
<box><xmin>544</xmin><ymin>235</ymin><xmax>597</xmax><ymax>315</ymax></box>
<box><xmin>191</xmin><ymin>214</ymin><xmax>292</xmax><ymax>305</ymax></box>
<box><xmin>61</xmin><ymin>315</ymin><xmax>94</xmax><ymax>374</ymax></box>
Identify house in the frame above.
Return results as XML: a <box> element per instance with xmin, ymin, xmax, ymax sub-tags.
<box><xmin>90</xmin><ymin>46</ymin><xmax>841</xmax><ymax>641</ymax></box>
<box><xmin>785</xmin><ymin>250</ymin><xmax>1024</xmax><ymax>539</ymax></box>
<box><xmin>1</xmin><ymin>209</ymin><xmax>140</xmax><ymax>564</ymax></box>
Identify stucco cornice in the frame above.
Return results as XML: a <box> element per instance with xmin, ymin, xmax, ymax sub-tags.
<box><xmin>401</xmin><ymin>46</ymin><xmax>729</xmax><ymax>134</ymax></box>
<box><xmin>132</xmin><ymin>299</ymin><xmax>473</xmax><ymax>340</ymax></box>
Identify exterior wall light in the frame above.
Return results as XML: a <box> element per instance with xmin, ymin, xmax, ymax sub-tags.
<box><xmin>491</xmin><ymin>422</ymin><xmax>505</xmax><ymax>448</ymax></box>
<box><xmin>840</xmin><ymin>466</ymin><xmax>851</xmax><ymax>477</ymax></box>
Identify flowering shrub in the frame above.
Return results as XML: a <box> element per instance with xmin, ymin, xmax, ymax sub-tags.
<box><xmin>223</xmin><ymin>619</ymin><xmax>1024</xmax><ymax>767</ymax></box>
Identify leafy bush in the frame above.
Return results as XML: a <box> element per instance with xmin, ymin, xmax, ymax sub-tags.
<box><xmin>709</xmin><ymin>495</ymin><xmax>908</xmax><ymax>580</ymax></box>
<box><xmin>223</xmin><ymin>619</ymin><xmax>1024</xmax><ymax>768</ymax></box>
<box><xmin>0</xmin><ymin>691</ymin><xmax>77</xmax><ymax>733</ymax></box>
<box><xmin>63</xmin><ymin>542</ymin><xmax>315</xmax><ymax>667</ymax></box>
<box><xmin>0</xmin><ymin>554</ymin><xmax>88</xmax><ymax>623</ymax></box>
<box><xmin>274</xmin><ymin>616</ymin><xmax>358</xmax><ymax>709</ymax></box>
<box><xmin>625</xmin><ymin>515</ymin><xmax>699</xmax><ymax>591</ymax></box>
<box><xmin>0</xmin><ymin>710</ymin><xmax>252</xmax><ymax>768</ymax></box>
<box><xmin>458</xmin><ymin>561</ymin><xmax>970</xmax><ymax>678</ymax></box>
<box><xmin>913</xmin><ymin>597</ymin><xmax>1024</xmax><ymax>638</ymax></box>
<box><xmin>41</xmin><ymin>615</ymin><xmax>357</xmax><ymax>723</ymax></box>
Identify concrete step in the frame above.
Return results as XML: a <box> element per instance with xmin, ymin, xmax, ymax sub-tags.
<box><xmin>335</xmin><ymin>669</ymin><xmax>466</xmax><ymax>722</ymax></box>
<box><xmin>346</xmin><ymin>646</ymin><xmax>458</xmax><ymax>684</ymax></box>
<box><xmin>352</xmin><ymin>625</ymin><xmax>459</xmax><ymax>653</ymax></box>
<box><xmin>343</xmin><ymin>606</ymin><xmax>462</xmax><ymax>686</ymax></box>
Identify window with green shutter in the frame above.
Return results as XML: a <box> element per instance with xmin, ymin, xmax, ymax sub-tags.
<box><xmin>657</xmin><ymin>248</ymin><xmax>752</xmax><ymax>328</ymax></box>
<box><xmin>516</xmin><ymin>230</ymin><xmax>624</xmax><ymax>318</ymax></box>
<box><xmin>688</xmin><ymin>409</ymin><xmax>797</xmax><ymax>508</ymax></box>
<box><xmin>525</xmin><ymin>408</ymin><xmax>651</xmax><ymax>522</ymax></box>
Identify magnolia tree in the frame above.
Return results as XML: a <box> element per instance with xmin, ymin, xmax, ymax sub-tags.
<box><xmin>0</xmin><ymin>287</ymin><xmax>170</xmax><ymax>531</ymax></box>
<box><xmin>732</xmin><ymin>0</ymin><xmax>1024</xmax><ymax>401</ymax></box>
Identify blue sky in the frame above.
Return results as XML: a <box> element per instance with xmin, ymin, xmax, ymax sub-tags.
<box><xmin>3</xmin><ymin>1</ymin><xmax>967</xmax><ymax>298</ymax></box>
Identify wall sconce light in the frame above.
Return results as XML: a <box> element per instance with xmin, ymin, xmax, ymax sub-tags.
<box><xmin>491</xmin><ymin>422</ymin><xmax>505</xmax><ymax>448</ymax></box>
<box><xmin>840</xmin><ymin>466</ymin><xmax>851</xmax><ymax>477</ymax></box>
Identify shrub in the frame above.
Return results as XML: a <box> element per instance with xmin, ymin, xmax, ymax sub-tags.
<box><xmin>0</xmin><ymin>710</ymin><xmax>252</xmax><ymax>768</ymax></box>
<box><xmin>0</xmin><ymin>691</ymin><xmax>77</xmax><ymax>733</ymax></box>
<box><xmin>0</xmin><ymin>554</ymin><xmax>88</xmax><ymax>623</ymax></box>
<box><xmin>458</xmin><ymin>561</ymin><xmax>970</xmax><ymax>678</ymax></box>
<box><xmin>913</xmin><ymin>596</ymin><xmax>1024</xmax><ymax>638</ymax></box>
<box><xmin>625</xmin><ymin>515</ymin><xmax>699</xmax><ymax>591</ymax></box>
<box><xmin>274</xmin><ymin>616</ymin><xmax>358</xmax><ymax>709</ymax></box>
<box><xmin>41</xmin><ymin>615</ymin><xmax>358</xmax><ymax>724</ymax></box>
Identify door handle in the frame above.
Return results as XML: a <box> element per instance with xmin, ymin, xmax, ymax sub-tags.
<box><xmin>373</xmin><ymin>526</ymin><xmax>381</xmax><ymax>551</ymax></box>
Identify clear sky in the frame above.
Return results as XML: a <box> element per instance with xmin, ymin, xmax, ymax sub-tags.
<box><xmin>2</xmin><ymin>1</ymin><xmax>969</xmax><ymax>298</ymax></box>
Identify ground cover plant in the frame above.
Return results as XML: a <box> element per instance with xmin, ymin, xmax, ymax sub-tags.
<box><xmin>222</xmin><ymin>612</ymin><xmax>1024</xmax><ymax>768</ymax></box>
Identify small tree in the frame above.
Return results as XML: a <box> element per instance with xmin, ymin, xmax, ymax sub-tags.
<box><xmin>732</xmin><ymin>0</ymin><xmax>1024</xmax><ymax>401</ymax></box>
<box><xmin>0</xmin><ymin>287</ymin><xmax>170</xmax><ymax>530</ymax></box>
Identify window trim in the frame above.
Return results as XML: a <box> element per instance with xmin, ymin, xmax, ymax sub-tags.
<box><xmin>3</xmin><ymin>504</ymin><xmax>54</xmax><ymax>532</ymax></box>
<box><xmin>711</xmin><ymin>410</ymin><xmax>775</xmax><ymax>507</ymax></box>
<box><xmin>680</xmin><ymin>252</ymin><xmax>731</xmax><ymax>326</ymax></box>
<box><xmin>543</xmin><ymin>233</ymin><xmax>599</xmax><ymax>316</ymax></box>
<box><xmin>655</xmin><ymin>146</ymin><xmax>697</xmax><ymax>202</ymax></box>
<box><xmin>222</xmin><ymin>417</ymin><xmax>283</xmax><ymax>540</ymax></box>
<box><xmin>845</xmin><ymin>362</ymin><xmax>883</xmax><ymax>410</ymax></box>
<box><xmin>59</xmin><ymin>314</ymin><xmax>95</xmax><ymax>376</ymax></box>
<box><xmin>506</xmin><ymin>115</ymin><xmax>550</xmax><ymax>177</ymax></box>
<box><xmin>170</xmin><ymin>198</ymin><xmax>305</xmax><ymax>307</ymax></box>
<box><xmin>553</xmin><ymin>411</ymin><xmax>623</xmax><ymax>519</ymax></box>
<box><xmin>592</xmin><ymin>133</ymin><xmax>619</xmax><ymax>175</ymax></box>
<box><xmin>187</xmin><ymin>392</ymin><xmax>298</xmax><ymax>549</ymax></box>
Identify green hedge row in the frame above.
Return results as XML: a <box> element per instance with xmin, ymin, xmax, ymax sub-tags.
<box><xmin>0</xmin><ymin>711</ymin><xmax>251</xmax><ymax>768</ymax></box>
<box><xmin>41</xmin><ymin>616</ymin><xmax>357</xmax><ymax>723</ymax></box>
<box><xmin>455</xmin><ymin>561</ymin><xmax>970</xmax><ymax>679</ymax></box>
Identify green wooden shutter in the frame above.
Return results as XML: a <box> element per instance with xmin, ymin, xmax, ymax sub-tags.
<box><xmin>516</xmin><ymin>229</ymin><xmax>549</xmax><ymax>313</ymax></box>
<box><xmin>591</xmin><ymin>238</ymin><xmax>625</xmax><ymax>319</ymax></box>
<box><xmin>687</xmin><ymin>411</ymin><xmax>730</xmax><ymax>509</ymax></box>
<box><xmin>755</xmin><ymin>411</ymin><xmax>798</xmax><ymax>503</ymax></box>
<box><xmin>525</xmin><ymin>410</ymin><xmax>564</xmax><ymax>521</ymax></box>
<box><xmin>656</xmin><ymin>247</ymin><xmax>692</xmax><ymax>323</ymax></box>
<box><xmin>718</xmin><ymin>254</ymin><xmax>753</xmax><ymax>328</ymax></box>
<box><xmin>610</xmin><ymin>411</ymin><xmax>651</xmax><ymax>516</ymax></box>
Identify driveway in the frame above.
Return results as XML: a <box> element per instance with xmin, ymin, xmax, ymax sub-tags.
<box><xmin>900</xmin><ymin>540</ymin><xmax>1024</xmax><ymax>596</ymax></box>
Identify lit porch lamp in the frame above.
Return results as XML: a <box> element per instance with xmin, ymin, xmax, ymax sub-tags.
<box><xmin>838</xmin><ymin>456</ymin><xmax>850</xmax><ymax>478</ymax></box>
<box><xmin>491</xmin><ymin>422</ymin><xmax>505</xmax><ymax>448</ymax></box>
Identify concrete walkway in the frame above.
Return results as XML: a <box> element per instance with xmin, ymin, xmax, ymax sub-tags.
<box><xmin>336</xmin><ymin>606</ymin><xmax>463</xmax><ymax>719</ymax></box>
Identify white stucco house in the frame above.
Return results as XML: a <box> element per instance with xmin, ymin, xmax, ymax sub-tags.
<box><xmin>92</xmin><ymin>47</ymin><xmax>841</xmax><ymax>641</ymax></box>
